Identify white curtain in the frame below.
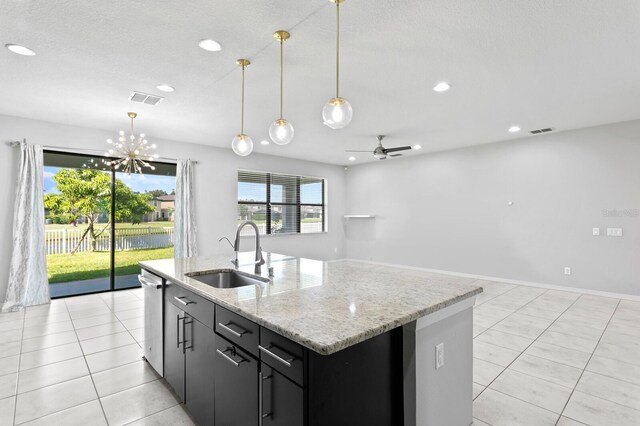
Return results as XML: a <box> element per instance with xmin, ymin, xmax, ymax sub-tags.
<box><xmin>174</xmin><ymin>159</ymin><xmax>198</xmax><ymax>258</ymax></box>
<box><xmin>2</xmin><ymin>143</ymin><xmax>50</xmax><ymax>312</ymax></box>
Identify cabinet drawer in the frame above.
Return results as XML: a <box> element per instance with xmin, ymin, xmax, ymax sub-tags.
<box><xmin>260</xmin><ymin>327</ymin><xmax>305</xmax><ymax>386</ymax></box>
<box><xmin>166</xmin><ymin>281</ymin><xmax>215</xmax><ymax>329</ymax></box>
<box><xmin>215</xmin><ymin>305</ymin><xmax>259</xmax><ymax>357</ymax></box>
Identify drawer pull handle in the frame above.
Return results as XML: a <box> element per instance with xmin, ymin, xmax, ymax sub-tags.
<box><xmin>216</xmin><ymin>347</ymin><xmax>246</xmax><ymax>367</ymax></box>
<box><xmin>174</xmin><ymin>296</ymin><xmax>194</xmax><ymax>306</ymax></box>
<box><xmin>218</xmin><ymin>322</ymin><xmax>247</xmax><ymax>338</ymax></box>
<box><xmin>259</xmin><ymin>344</ymin><xmax>295</xmax><ymax>368</ymax></box>
<box><xmin>259</xmin><ymin>372</ymin><xmax>273</xmax><ymax>426</ymax></box>
<box><xmin>138</xmin><ymin>275</ymin><xmax>162</xmax><ymax>289</ymax></box>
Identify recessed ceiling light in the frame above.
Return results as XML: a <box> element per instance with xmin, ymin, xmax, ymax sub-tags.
<box><xmin>198</xmin><ymin>39</ymin><xmax>222</xmax><ymax>52</ymax></box>
<box><xmin>508</xmin><ymin>126</ymin><xmax>521</xmax><ymax>133</ymax></box>
<box><xmin>433</xmin><ymin>82</ymin><xmax>450</xmax><ymax>92</ymax></box>
<box><xmin>156</xmin><ymin>84</ymin><xmax>174</xmax><ymax>93</ymax></box>
<box><xmin>348</xmin><ymin>156</ymin><xmax>356</xmax><ymax>161</ymax></box>
<box><xmin>413</xmin><ymin>144</ymin><xmax>422</xmax><ymax>150</ymax></box>
<box><xmin>5</xmin><ymin>43</ymin><xmax>36</xmax><ymax>56</ymax></box>
<box><xmin>260</xmin><ymin>140</ymin><xmax>270</xmax><ymax>145</ymax></box>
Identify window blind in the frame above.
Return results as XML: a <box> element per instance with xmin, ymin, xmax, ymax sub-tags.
<box><xmin>237</xmin><ymin>170</ymin><xmax>326</xmax><ymax>236</ymax></box>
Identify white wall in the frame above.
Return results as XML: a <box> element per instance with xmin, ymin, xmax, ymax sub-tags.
<box><xmin>2</xmin><ymin>114</ymin><xmax>639</xmax><ymax>300</ymax></box>
<box><xmin>345</xmin><ymin>120</ymin><xmax>640</xmax><ymax>297</ymax></box>
<box><xmin>0</xmin><ymin>114</ymin><xmax>346</xmax><ymax>301</ymax></box>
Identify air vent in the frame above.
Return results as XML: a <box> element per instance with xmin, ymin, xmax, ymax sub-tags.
<box><xmin>530</xmin><ymin>127</ymin><xmax>554</xmax><ymax>135</ymax></box>
<box><xmin>128</xmin><ymin>91</ymin><xmax>164</xmax><ymax>106</ymax></box>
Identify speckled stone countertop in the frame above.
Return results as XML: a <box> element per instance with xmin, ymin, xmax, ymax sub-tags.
<box><xmin>140</xmin><ymin>253</ymin><xmax>482</xmax><ymax>355</ymax></box>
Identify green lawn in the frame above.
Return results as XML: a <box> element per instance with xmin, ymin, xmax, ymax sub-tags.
<box><xmin>45</xmin><ymin>221</ymin><xmax>174</xmax><ymax>230</ymax></box>
<box><xmin>47</xmin><ymin>247</ymin><xmax>174</xmax><ymax>283</ymax></box>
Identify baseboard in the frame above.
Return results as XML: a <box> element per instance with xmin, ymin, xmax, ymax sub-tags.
<box><xmin>335</xmin><ymin>258</ymin><xmax>640</xmax><ymax>302</ymax></box>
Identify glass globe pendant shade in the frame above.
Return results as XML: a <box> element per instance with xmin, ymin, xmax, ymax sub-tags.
<box><xmin>269</xmin><ymin>119</ymin><xmax>294</xmax><ymax>145</ymax></box>
<box><xmin>322</xmin><ymin>97</ymin><xmax>353</xmax><ymax>129</ymax></box>
<box><xmin>231</xmin><ymin>134</ymin><xmax>254</xmax><ymax>156</ymax></box>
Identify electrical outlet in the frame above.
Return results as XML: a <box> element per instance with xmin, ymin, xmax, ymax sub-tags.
<box><xmin>592</xmin><ymin>228</ymin><xmax>600</xmax><ymax>236</ymax></box>
<box><xmin>607</xmin><ymin>228</ymin><xmax>623</xmax><ymax>237</ymax></box>
<box><xmin>435</xmin><ymin>343</ymin><xmax>444</xmax><ymax>369</ymax></box>
<box><xmin>564</xmin><ymin>267</ymin><xmax>571</xmax><ymax>275</ymax></box>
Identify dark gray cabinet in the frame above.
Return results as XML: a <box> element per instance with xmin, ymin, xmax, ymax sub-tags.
<box><xmin>214</xmin><ymin>336</ymin><xmax>258</xmax><ymax>426</ymax></box>
<box><xmin>163</xmin><ymin>300</ymin><xmax>185</xmax><ymax>401</ymax></box>
<box><xmin>260</xmin><ymin>363</ymin><xmax>304</xmax><ymax>426</ymax></box>
<box><xmin>185</xmin><ymin>316</ymin><xmax>216</xmax><ymax>426</ymax></box>
<box><xmin>156</xmin><ymin>275</ymin><xmax>403</xmax><ymax>426</ymax></box>
<box><xmin>163</xmin><ymin>286</ymin><xmax>216</xmax><ymax>426</ymax></box>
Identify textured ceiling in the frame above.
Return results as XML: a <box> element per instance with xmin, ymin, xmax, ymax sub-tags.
<box><xmin>1</xmin><ymin>0</ymin><xmax>640</xmax><ymax>165</ymax></box>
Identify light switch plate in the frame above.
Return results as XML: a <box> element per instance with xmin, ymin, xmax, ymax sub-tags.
<box><xmin>592</xmin><ymin>228</ymin><xmax>600</xmax><ymax>236</ymax></box>
<box><xmin>564</xmin><ymin>267</ymin><xmax>571</xmax><ymax>275</ymax></box>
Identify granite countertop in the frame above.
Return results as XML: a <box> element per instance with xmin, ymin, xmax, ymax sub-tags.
<box><xmin>140</xmin><ymin>252</ymin><xmax>482</xmax><ymax>355</ymax></box>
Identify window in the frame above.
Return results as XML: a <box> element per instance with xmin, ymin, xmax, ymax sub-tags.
<box><xmin>238</xmin><ymin>170</ymin><xmax>326</xmax><ymax>235</ymax></box>
<box><xmin>43</xmin><ymin>151</ymin><xmax>176</xmax><ymax>298</ymax></box>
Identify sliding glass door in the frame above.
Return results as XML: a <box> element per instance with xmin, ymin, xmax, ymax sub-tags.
<box><xmin>43</xmin><ymin>151</ymin><xmax>176</xmax><ymax>297</ymax></box>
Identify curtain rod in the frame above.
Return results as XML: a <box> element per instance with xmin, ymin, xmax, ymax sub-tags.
<box><xmin>5</xmin><ymin>140</ymin><xmax>198</xmax><ymax>164</ymax></box>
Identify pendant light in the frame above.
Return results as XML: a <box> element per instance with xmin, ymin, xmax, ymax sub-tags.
<box><xmin>106</xmin><ymin>112</ymin><xmax>158</xmax><ymax>174</ymax></box>
<box><xmin>231</xmin><ymin>59</ymin><xmax>254</xmax><ymax>156</ymax></box>
<box><xmin>322</xmin><ymin>0</ymin><xmax>353</xmax><ymax>129</ymax></box>
<box><xmin>269</xmin><ymin>30</ymin><xmax>294</xmax><ymax>145</ymax></box>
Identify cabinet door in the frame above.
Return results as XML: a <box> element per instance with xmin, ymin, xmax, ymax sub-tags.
<box><xmin>261</xmin><ymin>363</ymin><xmax>304</xmax><ymax>426</ymax></box>
<box><xmin>214</xmin><ymin>337</ymin><xmax>258</xmax><ymax>426</ymax></box>
<box><xmin>185</xmin><ymin>316</ymin><xmax>216</xmax><ymax>426</ymax></box>
<box><xmin>164</xmin><ymin>301</ymin><xmax>185</xmax><ymax>402</ymax></box>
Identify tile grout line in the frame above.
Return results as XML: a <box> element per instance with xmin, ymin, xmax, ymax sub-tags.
<box><xmin>555</xmin><ymin>298</ymin><xmax>624</xmax><ymax>425</ymax></box>
<box><xmin>0</xmin><ymin>293</ymin><xmax>144</xmax><ymax>425</ymax></box>
<box><xmin>473</xmin><ymin>288</ymin><xmax>585</xmax><ymax>406</ymax></box>
<box><xmin>10</xmin><ymin>298</ymin><xmax>104</xmax><ymax>425</ymax></box>
<box><xmin>11</xmin><ymin>309</ymin><xmax>25</xmax><ymax>426</ymax></box>
<box><xmin>66</xmin><ymin>296</ymin><xmax>111</xmax><ymax>426</ymax></box>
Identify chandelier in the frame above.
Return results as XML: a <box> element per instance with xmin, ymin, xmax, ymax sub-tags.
<box><xmin>106</xmin><ymin>112</ymin><xmax>158</xmax><ymax>174</ymax></box>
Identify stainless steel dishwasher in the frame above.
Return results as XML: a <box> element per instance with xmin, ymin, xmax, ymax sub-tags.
<box><xmin>139</xmin><ymin>269</ymin><xmax>164</xmax><ymax>376</ymax></box>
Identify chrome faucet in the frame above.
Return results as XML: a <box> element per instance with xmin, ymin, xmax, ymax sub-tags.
<box><xmin>233</xmin><ymin>221</ymin><xmax>265</xmax><ymax>274</ymax></box>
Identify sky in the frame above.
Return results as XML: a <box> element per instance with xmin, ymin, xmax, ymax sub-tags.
<box><xmin>44</xmin><ymin>166</ymin><xmax>176</xmax><ymax>194</ymax></box>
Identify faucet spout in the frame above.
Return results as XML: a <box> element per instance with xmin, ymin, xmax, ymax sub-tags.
<box><xmin>234</xmin><ymin>221</ymin><xmax>265</xmax><ymax>274</ymax></box>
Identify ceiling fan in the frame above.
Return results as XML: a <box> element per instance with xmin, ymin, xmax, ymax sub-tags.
<box><xmin>346</xmin><ymin>135</ymin><xmax>412</xmax><ymax>160</ymax></box>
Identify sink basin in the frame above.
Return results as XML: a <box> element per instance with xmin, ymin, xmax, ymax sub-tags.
<box><xmin>186</xmin><ymin>270</ymin><xmax>268</xmax><ymax>289</ymax></box>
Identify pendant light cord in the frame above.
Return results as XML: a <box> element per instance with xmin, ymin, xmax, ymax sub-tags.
<box><xmin>241</xmin><ymin>64</ymin><xmax>245</xmax><ymax>134</ymax></box>
<box><xmin>336</xmin><ymin>1</ymin><xmax>340</xmax><ymax>98</ymax></box>
<box><xmin>280</xmin><ymin>39</ymin><xmax>284</xmax><ymax>119</ymax></box>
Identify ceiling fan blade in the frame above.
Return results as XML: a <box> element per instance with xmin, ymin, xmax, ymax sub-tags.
<box><xmin>383</xmin><ymin>146</ymin><xmax>412</xmax><ymax>153</ymax></box>
<box><xmin>345</xmin><ymin>150</ymin><xmax>372</xmax><ymax>153</ymax></box>
<box><xmin>389</xmin><ymin>153</ymin><xmax>403</xmax><ymax>157</ymax></box>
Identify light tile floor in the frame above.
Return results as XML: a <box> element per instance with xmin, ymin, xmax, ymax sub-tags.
<box><xmin>472</xmin><ymin>281</ymin><xmax>640</xmax><ymax>426</ymax></box>
<box><xmin>0</xmin><ymin>288</ymin><xmax>195</xmax><ymax>426</ymax></box>
<box><xmin>0</xmin><ymin>282</ymin><xmax>638</xmax><ymax>425</ymax></box>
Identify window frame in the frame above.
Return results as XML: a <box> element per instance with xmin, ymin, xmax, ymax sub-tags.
<box><xmin>237</xmin><ymin>170</ymin><xmax>327</xmax><ymax>235</ymax></box>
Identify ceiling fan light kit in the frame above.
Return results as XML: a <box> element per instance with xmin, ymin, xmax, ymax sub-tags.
<box><xmin>323</xmin><ymin>0</ymin><xmax>353</xmax><ymax>129</ymax></box>
<box><xmin>269</xmin><ymin>30</ymin><xmax>295</xmax><ymax>146</ymax></box>
<box><xmin>231</xmin><ymin>59</ymin><xmax>254</xmax><ymax>157</ymax></box>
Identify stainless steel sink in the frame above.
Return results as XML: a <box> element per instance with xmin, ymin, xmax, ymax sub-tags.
<box><xmin>186</xmin><ymin>270</ymin><xmax>268</xmax><ymax>289</ymax></box>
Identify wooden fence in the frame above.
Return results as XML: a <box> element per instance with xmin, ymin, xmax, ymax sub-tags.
<box><xmin>46</xmin><ymin>227</ymin><xmax>175</xmax><ymax>255</ymax></box>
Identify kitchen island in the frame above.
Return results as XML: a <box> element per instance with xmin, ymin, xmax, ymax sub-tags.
<box><xmin>140</xmin><ymin>253</ymin><xmax>482</xmax><ymax>426</ymax></box>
